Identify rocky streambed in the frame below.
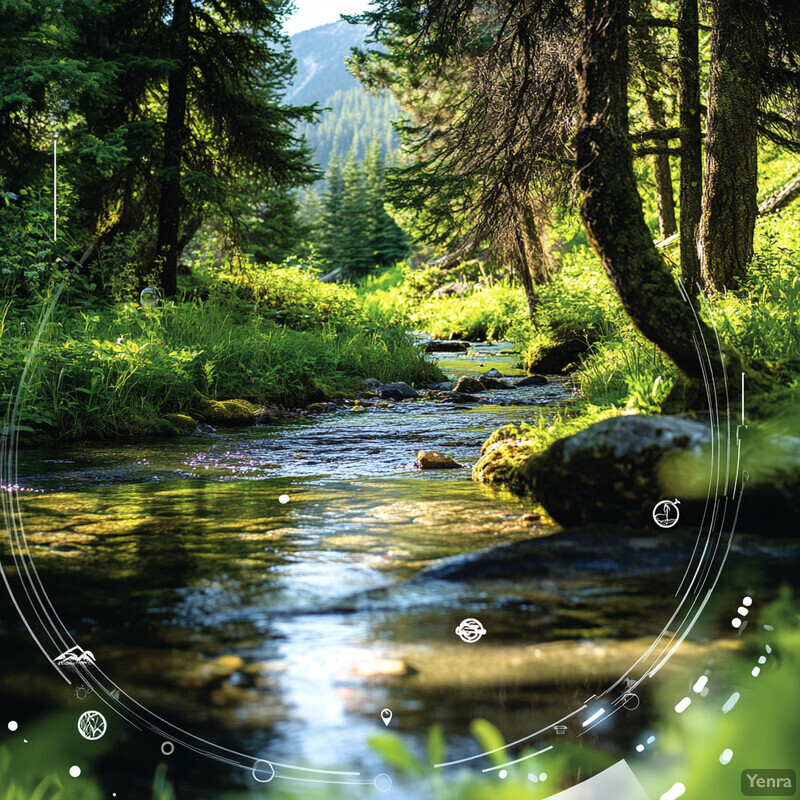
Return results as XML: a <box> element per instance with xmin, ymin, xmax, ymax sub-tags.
<box><xmin>1</xmin><ymin>339</ymin><xmax>794</xmax><ymax>799</ymax></box>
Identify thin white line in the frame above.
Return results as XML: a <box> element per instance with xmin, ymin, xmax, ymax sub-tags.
<box><xmin>481</xmin><ymin>746</ymin><xmax>553</xmax><ymax>773</ymax></box>
<box><xmin>434</xmin><ymin>706</ymin><xmax>586</xmax><ymax>768</ymax></box>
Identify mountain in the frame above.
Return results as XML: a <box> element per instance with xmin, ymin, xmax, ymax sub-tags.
<box><xmin>287</xmin><ymin>20</ymin><xmax>372</xmax><ymax>107</ymax></box>
<box><xmin>288</xmin><ymin>21</ymin><xmax>400</xmax><ymax>173</ymax></box>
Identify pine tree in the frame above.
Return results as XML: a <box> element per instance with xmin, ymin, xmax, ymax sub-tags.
<box><xmin>364</xmin><ymin>141</ymin><xmax>407</xmax><ymax>268</ymax></box>
<box><xmin>339</xmin><ymin>149</ymin><xmax>373</xmax><ymax>276</ymax></box>
<box><xmin>319</xmin><ymin>155</ymin><xmax>346</xmax><ymax>265</ymax></box>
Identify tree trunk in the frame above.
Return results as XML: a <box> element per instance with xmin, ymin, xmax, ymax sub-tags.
<box><xmin>155</xmin><ymin>0</ymin><xmax>191</xmax><ymax>297</ymax></box>
<box><xmin>632</xmin><ymin>3</ymin><xmax>677</xmax><ymax>238</ymax></box>
<box><xmin>575</xmin><ymin>0</ymin><xmax>719</xmax><ymax>380</ymax></box>
<box><xmin>647</xmin><ymin>100</ymin><xmax>678</xmax><ymax>239</ymax></box>
<box><xmin>503</xmin><ymin>197</ymin><xmax>560</xmax><ymax>319</ymax></box>
<box><xmin>677</xmin><ymin>0</ymin><xmax>702</xmax><ymax>290</ymax></box>
<box><xmin>698</xmin><ymin>0</ymin><xmax>767</xmax><ymax>292</ymax></box>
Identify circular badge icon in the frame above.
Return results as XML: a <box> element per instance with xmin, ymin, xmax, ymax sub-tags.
<box><xmin>455</xmin><ymin>618</ymin><xmax>487</xmax><ymax>643</ymax></box>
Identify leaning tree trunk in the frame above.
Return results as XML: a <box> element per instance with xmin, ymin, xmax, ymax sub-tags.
<box><xmin>575</xmin><ymin>0</ymin><xmax>721</xmax><ymax>381</ymax></box>
<box><xmin>677</xmin><ymin>0</ymin><xmax>702</xmax><ymax>290</ymax></box>
<box><xmin>155</xmin><ymin>0</ymin><xmax>191</xmax><ymax>297</ymax></box>
<box><xmin>698</xmin><ymin>0</ymin><xmax>767</xmax><ymax>292</ymax></box>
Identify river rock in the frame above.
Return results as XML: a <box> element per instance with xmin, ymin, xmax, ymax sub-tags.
<box><xmin>480</xmin><ymin>376</ymin><xmax>510</xmax><ymax>389</ymax></box>
<box><xmin>528</xmin><ymin>415</ymin><xmax>711</xmax><ymax>527</ymax></box>
<box><xmin>416</xmin><ymin>526</ymin><xmax>698</xmax><ymax>581</ymax></box>
<box><xmin>416</xmin><ymin>451</ymin><xmax>463</xmax><ymax>469</ymax></box>
<box><xmin>255</xmin><ymin>406</ymin><xmax>282</xmax><ymax>424</ymax></box>
<box><xmin>379</xmin><ymin>382</ymin><xmax>420</xmax><ymax>401</ymax></box>
<box><xmin>453</xmin><ymin>376</ymin><xmax>485</xmax><ymax>394</ymax></box>
<box><xmin>517</xmin><ymin>375</ymin><xmax>549</xmax><ymax>387</ymax></box>
<box><xmin>193</xmin><ymin>397</ymin><xmax>256</xmax><ymax>426</ymax></box>
<box><xmin>424</xmin><ymin>340</ymin><xmax>470</xmax><ymax>353</ymax></box>
<box><xmin>482</xmin><ymin>368</ymin><xmax>504</xmax><ymax>379</ymax></box>
<box><xmin>363</xmin><ymin>378</ymin><xmax>382</xmax><ymax>389</ymax></box>
<box><xmin>426</xmin><ymin>381</ymin><xmax>454</xmax><ymax>391</ymax></box>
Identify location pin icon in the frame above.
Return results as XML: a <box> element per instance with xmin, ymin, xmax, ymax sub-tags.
<box><xmin>381</xmin><ymin>708</ymin><xmax>392</xmax><ymax>727</ymax></box>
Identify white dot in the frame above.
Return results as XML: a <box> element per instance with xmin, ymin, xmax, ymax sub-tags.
<box><xmin>7</xmin><ymin>721</ymin><xmax>18</xmax><ymax>732</ymax></box>
<box><xmin>528</xmin><ymin>773</ymin><xmax>539</xmax><ymax>782</ymax></box>
<box><xmin>69</xmin><ymin>766</ymin><xmax>81</xmax><ymax>778</ymax></box>
<box><xmin>766</xmin><ymin>644</ymin><xmax>773</xmax><ymax>653</ymax></box>
<box><xmin>636</xmin><ymin>744</ymin><xmax>645</xmax><ymax>752</ymax></box>
<box><xmin>731</xmin><ymin>617</ymin><xmax>742</xmax><ymax>628</ymax></box>
<box><xmin>751</xmin><ymin>666</ymin><xmax>761</xmax><ymax>677</ymax></box>
<box><xmin>738</xmin><ymin>606</ymin><xmax>749</xmax><ymax>616</ymax></box>
<box><xmin>719</xmin><ymin>748</ymin><xmax>733</xmax><ymax>765</ymax></box>
<box><xmin>498</xmin><ymin>770</ymin><xmax>508</xmax><ymax>779</ymax></box>
<box><xmin>278</xmin><ymin>494</ymin><xmax>290</xmax><ymax>504</ymax></box>
<box><xmin>539</xmin><ymin>772</ymin><xmax>548</xmax><ymax>781</ymax></box>
<box><xmin>742</xmin><ymin>596</ymin><xmax>753</xmax><ymax>606</ymax></box>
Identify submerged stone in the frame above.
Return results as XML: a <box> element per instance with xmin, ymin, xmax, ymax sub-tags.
<box><xmin>517</xmin><ymin>375</ymin><xmax>549</xmax><ymax>387</ymax></box>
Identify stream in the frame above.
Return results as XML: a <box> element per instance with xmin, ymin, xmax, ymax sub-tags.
<box><xmin>0</xmin><ymin>342</ymin><xmax>773</xmax><ymax>798</ymax></box>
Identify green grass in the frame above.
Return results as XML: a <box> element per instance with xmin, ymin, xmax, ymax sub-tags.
<box><xmin>1</xmin><ymin>262</ymin><xmax>443</xmax><ymax>442</ymax></box>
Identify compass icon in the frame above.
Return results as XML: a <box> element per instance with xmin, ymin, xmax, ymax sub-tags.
<box><xmin>652</xmin><ymin>499</ymin><xmax>680</xmax><ymax>528</ymax></box>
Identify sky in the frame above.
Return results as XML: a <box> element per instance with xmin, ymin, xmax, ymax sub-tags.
<box><xmin>284</xmin><ymin>0</ymin><xmax>372</xmax><ymax>35</ymax></box>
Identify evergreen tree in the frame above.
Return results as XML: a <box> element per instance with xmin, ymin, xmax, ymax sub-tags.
<box><xmin>363</xmin><ymin>141</ymin><xmax>407</xmax><ymax>267</ymax></box>
<box><xmin>153</xmin><ymin>0</ymin><xmax>319</xmax><ymax>294</ymax></box>
<box><xmin>319</xmin><ymin>155</ymin><xmax>346</xmax><ymax>264</ymax></box>
<box><xmin>339</xmin><ymin>149</ymin><xmax>373</xmax><ymax>276</ymax></box>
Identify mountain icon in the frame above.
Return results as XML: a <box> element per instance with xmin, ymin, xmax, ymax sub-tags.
<box><xmin>55</xmin><ymin>645</ymin><xmax>96</xmax><ymax>665</ymax></box>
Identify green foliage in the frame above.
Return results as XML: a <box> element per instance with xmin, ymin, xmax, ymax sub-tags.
<box><xmin>308</xmin><ymin>143</ymin><xmax>409</xmax><ymax>278</ymax></box>
<box><xmin>1</xmin><ymin>261</ymin><xmax>442</xmax><ymax>442</ymax></box>
<box><xmin>711</xmin><ymin>226</ymin><xmax>800</xmax><ymax>364</ymax></box>
<box><xmin>0</xmin><ymin>188</ymin><xmax>64</xmax><ymax>300</ymax></box>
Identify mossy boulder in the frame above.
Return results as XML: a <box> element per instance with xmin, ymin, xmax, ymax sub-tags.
<box><xmin>525</xmin><ymin>326</ymin><xmax>598</xmax><ymax>374</ymax></box>
<box><xmin>161</xmin><ymin>413</ymin><xmax>198</xmax><ymax>433</ymax></box>
<box><xmin>529</xmin><ymin>415</ymin><xmax>710</xmax><ymax>527</ymax></box>
<box><xmin>472</xmin><ymin>424</ymin><xmax>538</xmax><ymax>484</ymax></box>
<box><xmin>193</xmin><ymin>397</ymin><xmax>256</xmax><ymax>426</ymax></box>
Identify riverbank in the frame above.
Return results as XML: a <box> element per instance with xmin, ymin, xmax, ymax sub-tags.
<box><xmin>1</xmin><ymin>263</ymin><xmax>444</xmax><ymax>444</ymax></box>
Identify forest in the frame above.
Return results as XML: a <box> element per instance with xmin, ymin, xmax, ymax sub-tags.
<box><xmin>1</xmin><ymin>0</ymin><xmax>800</xmax><ymax>798</ymax></box>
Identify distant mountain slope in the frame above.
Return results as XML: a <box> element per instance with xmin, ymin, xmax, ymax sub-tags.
<box><xmin>287</xmin><ymin>20</ymin><xmax>373</xmax><ymax>106</ymax></box>
<box><xmin>288</xmin><ymin>21</ymin><xmax>400</xmax><ymax>173</ymax></box>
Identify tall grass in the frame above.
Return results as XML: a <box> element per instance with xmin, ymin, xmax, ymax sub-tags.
<box><xmin>1</xmin><ymin>263</ymin><xmax>443</xmax><ymax>441</ymax></box>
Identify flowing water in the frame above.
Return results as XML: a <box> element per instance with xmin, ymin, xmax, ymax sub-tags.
<box><xmin>0</xmin><ymin>343</ymin><xmax>773</xmax><ymax>798</ymax></box>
